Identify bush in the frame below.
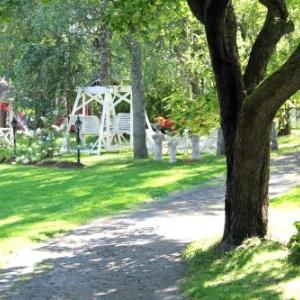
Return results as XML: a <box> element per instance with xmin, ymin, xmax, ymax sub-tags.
<box><xmin>0</xmin><ymin>140</ymin><xmax>14</xmax><ymax>163</ymax></box>
<box><xmin>288</xmin><ymin>221</ymin><xmax>300</xmax><ymax>264</ymax></box>
<box><xmin>15</xmin><ymin>127</ymin><xmax>61</xmax><ymax>165</ymax></box>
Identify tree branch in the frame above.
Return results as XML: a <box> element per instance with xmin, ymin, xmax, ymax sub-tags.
<box><xmin>244</xmin><ymin>43</ymin><xmax>300</xmax><ymax>117</ymax></box>
<box><xmin>188</xmin><ymin>0</ymin><xmax>244</xmax><ymax>179</ymax></box>
<box><xmin>205</xmin><ymin>2</ymin><xmax>244</xmax><ymax>117</ymax></box>
<box><xmin>243</xmin><ymin>0</ymin><xmax>294</xmax><ymax>94</ymax></box>
<box><xmin>186</xmin><ymin>0</ymin><xmax>208</xmax><ymax>24</ymax></box>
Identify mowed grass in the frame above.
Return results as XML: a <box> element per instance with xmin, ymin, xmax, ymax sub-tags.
<box><xmin>273</xmin><ymin>128</ymin><xmax>300</xmax><ymax>156</ymax></box>
<box><xmin>0</xmin><ymin>152</ymin><xmax>225</xmax><ymax>266</ymax></box>
<box><xmin>182</xmin><ymin>239</ymin><xmax>300</xmax><ymax>300</ymax></box>
<box><xmin>182</xmin><ymin>174</ymin><xmax>300</xmax><ymax>300</ymax></box>
<box><xmin>271</xmin><ymin>185</ymin><xmax>300</xmax><ymax>210</ymax></box>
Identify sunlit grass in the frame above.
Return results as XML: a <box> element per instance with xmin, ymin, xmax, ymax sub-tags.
<box><xmin>0</xmin><ymin>152</ymin><xmax>225</xmax><ymax>266</ymax></box>
<box><xmin>273</xmin><ymin>128</ymin><xmax>300</xmax><ymax>156</ymax></box>
<box><xmin>1</xmin><ymin>128</ymin><xmax>299</xmax><ymax>267</ymax></box>
<box><xmin>271</xmin><ymin>185</ymin><xmax>300</xmax><ymax>210</ymax></box>
<box><xmin>182</xmin><ymin>238</ymin><xmax>300</xmax><ymax>300</ymax></box>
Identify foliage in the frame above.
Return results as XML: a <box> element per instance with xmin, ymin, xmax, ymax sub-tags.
<box><xmin>164</xmin><ymin>91</ymin><xmax>219</xmax><ymax>135</ymax></box>
<box><xmin>0</xmin><ymin>152</ymin><xmax>226</xmax><ymax>266</ymax></box>
<box><xmin>0</xmin><ymin>0</ymin><xmax>97</xmax><ymax>120</ymax></box>
<box><xmin>288</xmin><ymin>221</ymin><xmax>300</xmax><ymax>265</ymax></box>
<box><xmin>182</xmin><ymin>238</ymin><xmax>300</xmax><ymax>300</ymax></box>
<box><xmin>15</xmin><ymin>132</ymin><xmax>57</xmax><ymax>165</ymax></box>
<box><xmin>0</xmin><ymin>140</ymin><xmax>13</xmax><ymax>163</ymax></box>
<box><xmin>14</xmin><ymin>117</ymin><xmax>62</xmax><ymax>164</ymax></box>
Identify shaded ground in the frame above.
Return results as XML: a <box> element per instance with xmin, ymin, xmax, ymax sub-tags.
<box><xmin>1</xmin><ymin>152</ymin><xmax>300</xmax><ymax>300</ymax></box>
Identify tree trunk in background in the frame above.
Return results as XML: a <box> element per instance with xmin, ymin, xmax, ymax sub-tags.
<box><xmin>94</xmin><ymin>0</ymin><xmax>112</xmax><ymax>86</ymax></box>
<box><xmin>66</xmin><ymin>88</ymin><xmax>75</xmax><ymax>117</ymax></box>
<box><xmin>217</xmin><ymin>128</ymin><xmax>225</xmax><ymax>155</ymax></box>
<box><xmin>278</xmin><ymin>104</ymin><xmax>292</xmax><ymax>136</ymax></box>
<box><xmin>0</xmin><ymin>110</ymin><xmax>6</xmax><ymax>127</ymax></box>
<box><xmin>271</xmin><ymin>121</ymin><xmax>278</xmax><ymax>151</ymax></box>
<box><xmin>187</xmin><ymin>0</ymin><xmax>300</xmax><ymax>245</ymax></box>
<box><xmin>97</xmin><ymin>26</ymin><xmax>112</xmax><ymax>85</ymax></box>
<box><xmin>129</xmin><ymin>37</ymin><xmax>148</xmax><ymax>159</ymax></box>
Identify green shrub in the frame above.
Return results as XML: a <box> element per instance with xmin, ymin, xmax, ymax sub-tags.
<box><xmin>288</xmin><ymin>221</ymin><xmax>300</xmax><ymax>264</ymax></box>
<box><xmin>0</xmin><ymin>140</ymin><xmax>14</xmax><ymax>163</ymax></box>
<box><xmin>15</xmin><ymin>127</ymin><xmax>61</xmax><ymax>165</ymax></box>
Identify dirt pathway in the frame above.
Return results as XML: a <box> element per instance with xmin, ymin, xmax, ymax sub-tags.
<box><xmin>1</xmin><ymin>152</ymin><xmax>300</xmax><ymax>300</ymax></box>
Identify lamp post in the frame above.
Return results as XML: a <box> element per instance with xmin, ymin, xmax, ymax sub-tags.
<box><xmin>11</xmin><ymin>117</ymin><xmax>18</xmax><ymax>156</ymax></box>
<box><xmin>75</xmin><ymin>116</ymin><xmax>82</xmax><ymax>164</ymax></box>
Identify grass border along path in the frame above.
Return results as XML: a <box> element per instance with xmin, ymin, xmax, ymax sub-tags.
<box><xmin>182</xmin><ymin>162</ymin><xmax>300</xmax><ymax>300</ymax></box>
<box><xmin>0</xmin><ymin>152</ymin><xmax>225</xmax><ymax>266</ymax></box>
<box><xmin>182</xmin><ymin>238</ymin><xmax>300</xmax><ymax>300</ymax></box>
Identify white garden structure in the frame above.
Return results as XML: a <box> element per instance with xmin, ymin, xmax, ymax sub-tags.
<box><xmin>0</xmin><ymin>99</ymin><xmax>14</xmax><ymax>146</ymax></box>
<box><xmin>61</xmin><ymin>85</ymin><xmax>154</xmax><ymax>155</ymax></box>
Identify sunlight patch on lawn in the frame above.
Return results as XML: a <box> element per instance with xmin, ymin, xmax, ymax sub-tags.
<box><xmin>271</xmin><ymin>185</ymin><xmax>300</xmax><ymax>209</ymax></box>
<box><xmin>182</xmin><ymin>238</ymin><xmax>300</xmax><ymax>300</ymax></box>
<box><xmin>0</xmin><ymin>153</ymin><xmax>226</xmax><ymax>266</ymax></box>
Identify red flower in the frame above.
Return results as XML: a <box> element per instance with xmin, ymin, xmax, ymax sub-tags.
<box><xmin>155</xmin><ymin>116</ymin><xmax>176</xmax><ymax>130</ymax></box>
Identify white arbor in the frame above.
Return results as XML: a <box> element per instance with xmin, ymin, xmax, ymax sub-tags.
<box><xmin>62</xmin><ymin>85</ymin><xmax>153</xmax><ymax>155</ymax></box>
<box><xmin>0</xmin><ymin>99</ymin><xmax>14</xmax><ymax>145</ymax></box>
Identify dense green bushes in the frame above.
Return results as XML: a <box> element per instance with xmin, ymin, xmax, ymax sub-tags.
<box><xmin>288</xmin><ymin>221</ymin><xmax>300</xmax><ymax>265</ymax></box>
<box><xmin>0</xmin><ymin>140</ymin><xmax>13</xmax><ymax>162</ymax></box>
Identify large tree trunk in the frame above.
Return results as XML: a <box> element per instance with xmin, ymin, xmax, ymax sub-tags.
<box><xmin>187</xmin><ymin>0</ymin><xmax>300</xmax><ymax>245</ymax></box>
<box><xmin>129</xmin><ymin>37</ymin><xmax>148</xmax><ymax>159</ymax></box>
<box><xmin>223</xmin><ymin>110</ymin><xmax>271</xmax><ymax>244</ymax></box>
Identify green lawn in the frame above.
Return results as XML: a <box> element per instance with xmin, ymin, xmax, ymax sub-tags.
<box><xmin>0</xmin><ymin>152</ymin><xmax>225</xmax><ymax>266</ymax></box>
<box><xmin>0</xmin><ymin>129</ymin><xmax>298</xmax><ymax>268</ymax></box>
<box><xmin>271</xmin><ymin>185</ymin><xmax>300</xmax><ymax>210</ymax></box>
<box><xmin>182</xmin><ymin>238</ymin><xmax>300</xmax><ymax>300</ymax></box>
<box><xmin>273</xmin><ymin>128</ymin><xmax>300</xmax><ymax>156</ymax></box>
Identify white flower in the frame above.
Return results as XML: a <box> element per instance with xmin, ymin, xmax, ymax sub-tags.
<box><xmin>23</xmin><ymin>158</ymin><xmax>29</xmax><ymax>165</ymax></box>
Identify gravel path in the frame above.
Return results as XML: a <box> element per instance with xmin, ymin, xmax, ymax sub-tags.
<box><xmin>1</xmin><ymin>152</ymin><xmax>300</xmax><ymax>300</ymax></box>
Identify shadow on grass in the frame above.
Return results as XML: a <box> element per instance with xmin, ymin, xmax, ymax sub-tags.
<box><xmin>0</xmin><ymin>154</ymin><xmax>225</xmax><ymax>250</ymax></box>
<box><xmin>183</xmin><ymin>239</ymin><xmax>300</xmax><ymax>300</ymax></box>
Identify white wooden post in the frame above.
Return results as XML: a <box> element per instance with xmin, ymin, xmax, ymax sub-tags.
<box><xmin>97</xmin><ymin>90</ymin><xmax>108</xmax><ymax>155</ymax></box>
<box><xmin>129</xmin><ymin>87</ymin><xmax>134</xmax><ymax>148</ymax></box>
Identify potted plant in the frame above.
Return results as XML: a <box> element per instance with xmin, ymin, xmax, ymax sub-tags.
<box><xmin>164</xmin><ymin>92</ymin><xmax>219</xmax><ymax>160</ymax></box>
<box><xmin>153</xmin><ymin>116</ymin><xmax>177</xmax><ymax>162</ymax></box>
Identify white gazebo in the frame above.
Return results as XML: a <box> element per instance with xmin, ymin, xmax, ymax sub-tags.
<box><xmin>61</xmin><ymin>85</ymin><xmax>154</xmax><ymax>155</ymax></box>
<box><xmin>0</xmin><ymin>79</ymin><xmax>14</xmax><ymax>145</ymax></box>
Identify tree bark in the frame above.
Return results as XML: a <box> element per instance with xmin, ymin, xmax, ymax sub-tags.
<box><xmin>223</xmin><ymin>108</ymin><xmax>271</xmax><ymax>244</ymax></box>
<box><xmin>129</xmin><ymin>37</ymin><xmax>148</xmax><ymax>159</ymax></box>
<box><xmin>187</xmin><ymin>0</ymin><xmax>300</xmax><ymax>245</ymax></box>
<box><xmin>0</xmin><ymin>109</ymin><xmax>6</xmax><ymax>127</ymax></box>
<box><xmin>94</xmin><ymin>0</ymin><xmax>112</xmax><ymax>85</ymax></box>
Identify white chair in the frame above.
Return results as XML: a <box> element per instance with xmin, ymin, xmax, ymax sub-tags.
<box><xmin>69</xmin><ymin>115</ymin><xmax>100</xmax><ymax>136</ymax></box>
<box><xmin>114</xmin><ymin>113</ymin><xmax>131</xmax><ymax>135</ymax></box>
